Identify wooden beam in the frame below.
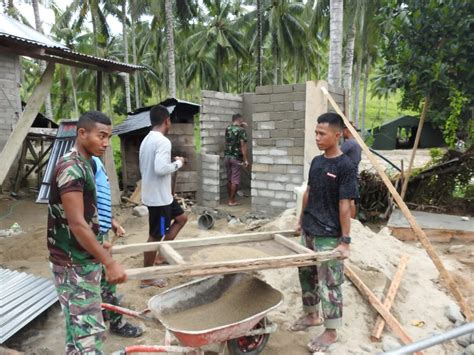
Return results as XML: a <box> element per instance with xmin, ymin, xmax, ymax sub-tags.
<box><xmin>125</xmin><ymin>251</ymin><xmax>340</xmax><ymax>280</ymax></box>
<box><xmin>159</xmin><ymin>244</ymin><xmax>185</xmax><ymax>265</ymax></box>
<box><xmin>112</xmin><ymin>231</ymin><xmax>293</xmax><ymax>254</ymax></box>
<box><xmin>273</xmin><ymin>234</ymin><xmax>314</xmax><ymax>254</ymax></box>
<box><xmin>401</xmin><ymin>97</ymin><xmax>430</xmax><ymax>199</ymax></box>
<box><xmin>104</xmin><ymin>145</ymin><xmax>121</xmax><ymax>206</ymax></box>
<box><xmin>344</xmin><ymin>265</ymin><xmax>416</xmax><ymax>347</ymax></box>
<box><xmin>371</xmin><ymin>254</ymin><xmax>410</xmax><ymax>341</ymax></box>
<box><xmin>321</xmin><ymin>86</ymin><xmax>472</xmax><ymax>320</ymax></box>
<box><xmin>0</xmin><ymin>62</ymin><xmax>55</xmax><ymax>187</ymax></box>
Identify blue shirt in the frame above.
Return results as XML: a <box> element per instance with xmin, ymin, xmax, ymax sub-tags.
<box><xmin>92</xmin><ymin>156</ymin><xmax>112</xmax><ymax>233</ymax></box>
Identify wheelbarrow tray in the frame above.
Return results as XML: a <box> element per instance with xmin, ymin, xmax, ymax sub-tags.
<box><xmin>148</xmin><ymin>273</ymin><xmax>283</xmax><ymax>348</ymax></box>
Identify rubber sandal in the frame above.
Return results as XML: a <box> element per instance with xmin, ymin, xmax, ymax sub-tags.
<box><xmin>139</xmin><ymin>278</ymin><xmax>168</xmax><ymax>288</ymax></box>
<box><xmin>307</xmin><ymin>335</ymin><xmax>338</xmax><ymax>352</ymax></box>
<box><xmin>111</xmin><ymin>322</ymin><xmax>144</xmax><ymax>338</ymax></box>
<box><xmin>289</xmin><ymin>317</ymin><xmax>324</xmax><ymax>332</ymax></box>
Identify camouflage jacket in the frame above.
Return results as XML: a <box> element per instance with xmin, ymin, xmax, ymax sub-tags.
<box><xmin>47</xmin><ymin>149</ymin><xmax>101</xmax><ymax>265</ymax></box>
<box><xmin>224</xmin><ymin>124</ymin><xmax>247</xmax><ymax>160</ymax></box>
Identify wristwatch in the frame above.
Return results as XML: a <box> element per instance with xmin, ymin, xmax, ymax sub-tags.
<box><xmin>340</xmin><ymin>236</ymin><xmax>351</xmax><ymax>244</ymax></box>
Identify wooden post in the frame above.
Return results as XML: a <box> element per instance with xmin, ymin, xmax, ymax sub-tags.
<box><xmin>321</xmin><ymin>87</ymin><xmax>472</xmax><ymax>320</ymax></box>
<box><xmin>401</xmin><ymin>97</ymin><xmax>430</xmax><ymax>200</ymax></box>
<box><xmin>345</xmin><ymin>265</ymin><xmax>416</xmax><ymax>347</ymax></box>
<box><xmin>371</xmin><ymin>254</ymin><xmax>410</xmax><ymax>341</ymax></box>
<box><xmin>104</xmin><ymin>145</ymin><xmax>121</xmax><ymax>206</ymax></box>
<box><xmin>0</xmin><ymin>62</ymin><xmax>55</xmax><ymax>187</ymax></box>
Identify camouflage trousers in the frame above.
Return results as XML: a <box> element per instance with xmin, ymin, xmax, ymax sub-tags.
<box><xmin>51</xmin><ymin>262</ymin><xmax>106</xmax><ymax>355</ymax></box>
<box><xmin>298</xmin><ymin>235</ymin><xmax>344</xmax><ymax>329</ymax></box>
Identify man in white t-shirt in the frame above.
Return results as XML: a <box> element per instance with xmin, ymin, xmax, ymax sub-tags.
<box><xmin>139</xmin><ymin>104</ymin><xmax>187</xmax><ymax>288</ymax></box>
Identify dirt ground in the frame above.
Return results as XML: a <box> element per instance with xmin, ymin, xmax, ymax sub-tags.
<box><xmin>0</xmin><ymin>192</ymin><xmax>472</xmax><ymax>354</ymax></box>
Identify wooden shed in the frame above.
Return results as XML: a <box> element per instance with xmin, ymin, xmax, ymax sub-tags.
<box><xmin>113</xmin><ymin>99</ymin><xmax>200</xmax><ymax>194</ymax></box>
<box><xmin>369</xmin><ymin>115</ymin><xmax>445</xmax><ymax>150</ymax></box>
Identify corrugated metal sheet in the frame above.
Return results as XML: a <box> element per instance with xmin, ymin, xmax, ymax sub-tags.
<box><xmin>0</xmin><ymin>13</ymin><xmax>144</xmax><ymax>71</ymax></box>
<box><xmin>113</xmin><ymin>99</ymin><xmax>200</xmax><ymax>136</ymax></box>
<box><xmin>0</xmin><ymin>268</ymin><xmax>58</xmax><ymax>343</ymax></box>
<box><xmin>36</xmin><ymin>121</ymin><xmax>77</xmax><ymax>204</ymax></box>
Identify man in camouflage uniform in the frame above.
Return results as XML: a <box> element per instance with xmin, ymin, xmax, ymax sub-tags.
<box><xmin>48</xmin><ymin>111</ymin><xmax>127</xmax><ymax>354</ymax></box>
<box><xmin>224</xmin><ymin>113</ymin><xmax>249</xmax><ymax>206</ymax></box>
<box><xmin>291</xmin><ymin>113</ymin><xmax>357</xmax><ymax>352</ymax></box>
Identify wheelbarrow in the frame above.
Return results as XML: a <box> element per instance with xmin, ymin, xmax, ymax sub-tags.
<box><xmin>106</xmin><ymin>273</ymin><xmax>283</xmax><ymax>355</ymax></box>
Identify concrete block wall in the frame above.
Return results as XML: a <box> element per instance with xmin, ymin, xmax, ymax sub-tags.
<box><xmin>199</xmin><ymin>90</ymin><xmax>243</xmax><ymax>207</ymax></box>
<box><xmin>0</xmin><ymin>54</ymin><xmax>22</xmax><ymax>151</ymax></box>
<box><xmin>251</xmin><ymin>83</ymin><xmax>306</xmax><ymax>214</ymax></box>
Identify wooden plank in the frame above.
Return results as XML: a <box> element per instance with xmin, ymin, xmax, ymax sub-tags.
<box><xmin>125</xmin><ymin>251</ymin><xmax>340</xmax><ymax>280</ymax></box>
<box><xmin>159</xmin><ymin>244</ymin><xmax>186</xmax><ymax>265</ymax></box>
<box><xmin>321</xmin><ymin>87</ymin><xmax>473</xmax><ymax>320</ymax></box>
<box><xmin>388</xmin><ymin>209</ymin><xmax>474</xmax><ymax>233</ymax></box>
<box><xmin>401</xmin><ymin>97</ymin><xmax>430</xmax><ymax>200</ymax></box>
<box><xmin>344</xmin><ymin>265</ymin><xmax>416</xmax><ymax>347</ymax></box>
<box><xmin>129</xmin><ymin>180</ymin><xmax>142</xmax><ymax>204</ymax></box>
<box><xmin>112</xmin><ymin>230</ymin><xmax>294</xmax><ymax>254</ymax></box>
<box><xmin>273</xmin><ymin>234</ymin><xmax>314</xmax><ymax>255</ymax></box>
<box><xmin>0</xmin><ymin>62</ymin><xmax>55</xmax><ymax>186</ymax></box>
<box><xmin>391</xmin><ymin>228</ymin><xmax>474</xmax><ymax>243</ymax></box>
<box><xmin>104</xmin><ymin>145</ymin><xmax>120</xmax><ymax>206</ymax></box>
<box><xmin>371</xmin><ymin>254</ymin><xmax>410</xmax><ymax>341</ymax></box>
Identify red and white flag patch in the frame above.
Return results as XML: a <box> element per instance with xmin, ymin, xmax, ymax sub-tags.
<box><xmin>326</xmin><ymin>172</ymin><xmax>337</xmax><ymax>178</ymax></box>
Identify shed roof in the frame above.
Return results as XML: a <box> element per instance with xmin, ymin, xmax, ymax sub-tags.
<box><xmin>113</xmin><ymin>98</ymin><xmax>200</xmax><ymax>136</ymax></box>
<box><xmin>0</xmin><ymin>13</ymin><xmax>143</xmax><ymax>73</ymax></box>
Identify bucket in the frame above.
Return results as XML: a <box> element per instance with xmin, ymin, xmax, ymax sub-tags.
<box><xmin>198</xmin><ymin>213</ymin><xmax>215</xmax><ymax>230</ymax></box>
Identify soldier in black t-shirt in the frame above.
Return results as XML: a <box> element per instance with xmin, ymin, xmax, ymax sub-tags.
<box><xmin>290</xmin><ymin>113</ymin><xmax>358</xmax><ymax>352</ymax></box>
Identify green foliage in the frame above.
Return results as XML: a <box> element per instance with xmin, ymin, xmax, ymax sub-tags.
<box><xmin>429</xmin><ymin>148</ymin><xmax>444</xmax><ymax>164</ymax></box>
<box><xmin>377</xmin><ymin>0</ymin><xmax>474</xmax><ymax>142</ymax></box>
<box><xmin>444</xmin><ymin>90</ymin><xmax>468</xmax><ymax>149</ymax></box>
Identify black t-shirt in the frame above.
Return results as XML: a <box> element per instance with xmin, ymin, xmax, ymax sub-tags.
<box><xmin>302</xmin><ymin>154</ymin><xmax>358</xmax><ymax>237</ymax></box>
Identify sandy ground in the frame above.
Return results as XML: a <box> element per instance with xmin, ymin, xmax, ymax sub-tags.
<box><xmin>0</xmin><ymin>193</ymin><xmax>472</xmax><ymax>354</ymax></box>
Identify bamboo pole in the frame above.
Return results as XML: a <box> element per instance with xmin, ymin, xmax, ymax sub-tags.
<box><xmin>371</xmin><ymin>254</ymin><xmax>410</xmax><ymax>341</ymax></box>
<box><xmin>321</xmin><ymin>87</ymin><xmax>472</xmax><ymax>320</ymax></box>
<box><xmin>401</xmin><ymin>97</ymin><xmax>430</xmax><ymax>199</ymax></box>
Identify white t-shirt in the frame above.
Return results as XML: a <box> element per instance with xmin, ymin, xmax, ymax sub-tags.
<box><xmin>139</xmin><ymin>131</ymin><xmax>183</xmax><ymax>206</ymax></box>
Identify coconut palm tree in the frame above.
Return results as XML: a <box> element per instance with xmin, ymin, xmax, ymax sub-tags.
<box><xmin>328</xmin><ymin>0</ymin><xmax>343</xmax><ymax>88</ymax></box>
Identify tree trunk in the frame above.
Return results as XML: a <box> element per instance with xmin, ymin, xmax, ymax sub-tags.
<box><xmin>353</xmin><ymin>59</ymin><xmax>362</xmax><ymax>128</ymax></box>
<box><xmin>122</xmin><ymin>0</ymin><xmax>132</xmax><ymax>113</ymax></box>
<box><xmin>257</xmin><ymin>0</ymin><xmax>263</xmax><ymax>86</ymax></box>
<box><xmin>328</xmin><ymin>0</ymin><xmax>343</xmax><ymax>88</ymax></box>
<box><xmin>32</xmin><ymin>0</ymin><xmax>53</xmax><ymax>119</ymax></box>
<box><xmin>70</xmin><ymin>67</ymin><xmax>79</xmax><ymax>119</ymax></box>
<box><xmin>361</xmin><ymin>57</ymin><xmax>370</xmax><ymax>134</ymax></box>
<box><xmin>343</xmin><ymin>21</ymin><xmax>356</xmax><ymax>120</ymax></box>
<box><xmin>165</xmin><ymin>0</ymin><xmax>176</xmax><ymax>98</ymax></box>
<box><xmin>131</xmin><ymin>0</ymin><xmax>140</xmax><ymax>108</ymax></box>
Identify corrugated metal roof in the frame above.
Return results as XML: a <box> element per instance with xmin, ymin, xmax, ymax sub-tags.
<box><xmin>0</xmin><ymin>13</ymin><xmax>144</xmax><ymax>72</ymax></box>
<box><xmin>36</xmin><ymin>121</ymin><xmax>77</xmax><ymax>204</ymax></box>
<box><xmin>0</xmin><ymin>268</ymin><xmax>58</xmax><ymax>343</ymax></box>
<box><xmin>113</xmin><ymin>99</ymin><xmax>200</xmax><ymax>136</ymax></box>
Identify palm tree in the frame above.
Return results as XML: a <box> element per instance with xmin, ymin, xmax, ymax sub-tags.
<box><xmin>164</xmin><ymin>0</ymin><xmax>176</xmax><ymax>98</ymax></box>
<box><xmin>328</xmin><ymin>0</ymin><xmax>343</xmax><ymax>88</ymax></box>
<box><xmin>121</xmin><ymin>0</ymin><xmax>132</xmax><ymax>112</ymax></box>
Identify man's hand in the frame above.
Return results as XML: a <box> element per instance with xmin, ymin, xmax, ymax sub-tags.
<box><xmin>112</xmin><ymin>219</ymin><xmax>125</xmax><ymax>238</ymax></box>
<box><xmin>243</xmin><ymin>160</ymin><xmax>249</xmax><ymax>168</ymax></box>
<box><xmin>333</xmin><ymin>243</ymin><xmax>350</xmax><ymax>259</ymax></box>
<box><xmin>174</xmin><ymin>156</ymin><xmax>185</xmax><ymax>165</ymax></box>
<box><xmin>295</xmin><ymin>222</ymin><xmax>302</xmax><ymax>236</ymax></box>
<box><xmin>105</xmin><ymin>260</ymin><xmax>127</xmax><ymax>284</ymax></box>
<box><xmin>240</xmin><ymin>121</ymin><xmax>248</xmax><ymax>128</ymax></box>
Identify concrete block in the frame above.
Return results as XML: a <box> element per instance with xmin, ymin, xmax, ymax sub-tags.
<box><xmin>268</xmin><ymin>182</ymin><xmax>285</xmax><ymax>191</ymax></box>
<box><xmin>223</xmin><ymin>92</ymin><xmax>243</xmax><ymax>101</ymax></box>
<box><xmin>202</xmin><ymin>169</ymin><xmax>220</xmax><ymax>179</ymax></box>
<box><xmin>253</xmin><ymin>156</ymin><xmax>274</xmax><ymax>164</ymax></box>
<box><xmin>253</xmin><ymin>147</ymin><xmax>270</xmax><ymax>155</ymax></box>
<box><xmin>286</xmin><ymin>201</ymin><xmax>296</xmax><ymax>208</ymax></box>
<box><xmin>293</xmin><ymin>83</ymin><xmax>306</xmax><ymax>92</ymax></box>
<box><xmin>268</xmin><ymin>148</ymin><xmax>288</xmax><ymax>156</ymax></box>
<box><xmin>285</xmin><ymin>183</ymin><xmax>299</xmax><ymax>191</ymax></box>
<box><xmin>288</xmin><ymin>165</ymin><xmax>304</xmax><ymax>175</ymax></box>
<box><xmin>202</xmin><ymin>162</ymin><xmax>219</xmax><ymax>170</ymax></box>
<box><xmin>256</xmin><ymin>85</ymin><xmax>273</xmax><ymax>94</ymax></box>
<box><xmin>273</xmin><ymin>103</ymin><xmax>294</xmax><ymax>111</ymax></box>
<box><xmin>202</xmin><ymin>177</ymin><xmax>220</xmax><ymax>186</ymax></box>
<box><xmin>275</xmin><ymin>191</ymin><xmax>294</xmax><ymax>200</ymax></box>
<box><xmin>268</xmin><ymin>165</ymin><xmax>287</xmax><ymax>174</ymax></box>
<box><xmin>294</xmin><ymin>138</ymin><xmax>304</xmax><ymax>147</ymax></box>
<box><xmin>257</xmin><ymin>121</ymin><xmax>275</xmax><ymax>130</ymax></box>
<box><xmin>201</xmin><ymin>154</ymin><xmax>220</xmax><ymax>163</ymax></box>
<box><xmin>253</xmin><ymin>181</ymin><xmax>268</xmax><ymax>189</ymax></box>
<box><xmin>270</xmin><ymin>200</ymin><xmax>286</xmax><ymax>207</ymax></box>
<box><xmin>288</xmin><ymin>111</ymin><xmax>306</xmax><ymax>120</ymax></box>
<box><xmin>293</xmin><ymin>156</ymin><xmax>304</xmax><ymax>164</ymax></box>
<box><xmin>254</xmin><ymin>103</ymin><xmax>274</xmax><ymax>113</ymax></box>
<box><xmin>294</xmin><ymin>119</ymin><xmax>305</xmax><ymax>129</ymax></box>
<box><xmin>253</xmin><ymin>112</ymin><xmax>271</xmax><ymax>122</ymax></box>
<box><xmin>253</xmin><ymin>130</ymin><xmax>271</xmax><ymax>139</ymax></box>
<box><xmin>294</xmin><ymin>101</ymin><xmax>305</xmax><ymax>111</ymax></box>
<box><xmin>271</xmin><ymin>92</ymin><xmax>305</xmax><ymax>103</ymax></box>
<box><xmin>289</xmin><ymin>129</ymin><xmax>304</xmax><ymax>138</ymax></box>
<box><xmin>254</xmin><ymin>138</ymin><xmax>276</xmax><ymax>146</ymax></box>
<box><xmin>288</xmin><ymin>147</ymin><xmax>304</xmax><ymax>156</ymax></box>
<box><xmin>252</xmin><ymin>164</ymin><xmax>269</xmax><ymax>172</ymax></box>
<box><xmin>274</xmin><ymin>156</ymin><xmax>293</xmax><ymax>165</ymax></box>
<box><xmin>204</xmin><ymin>185</ymin><xmax>219</xmax><ymax>193</ymax></box>
<box><xmin>271</xmin><ymin>129</ymin><xmax>289</xmax><ymax>138</ymax></box>
<box><xmin>275</xmin><ymin>120</ymin><xmax>294</xmax><ymax>129</ymax></box>
<box><xmin>276</xmin><ymin>139</ymin><xmax>294</xmax><ymax>147</ymax></box>
<box><xmin>291</xmin><ymin>175</ymin><xmax>304</xmax><ymax>183</ymax></box>
<box><xmin>258</xmin><ymin>190</ymin><xmax>275</xmax><ymax>198</ymax></box>
<box><xmin>273</xmin><ymin>175</ymin><xmax>290</xmax><ymax>183</ymax></box>
<box><xmin>272</xmin><ymin>85</ymin><xmax>293</xmax><ymax>94</ymax></box>
<box><xmin>253</xmin><ymin>94</ymin><xmax>271</xmax><ymax>103</ymax></box>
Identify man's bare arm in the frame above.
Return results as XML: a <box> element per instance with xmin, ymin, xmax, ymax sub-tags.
<box><xmin>338</xmin><ymin>199</ymin><xmax>352</xmax><ymax>237</ymax></box>
<box><xmin>240</xmin><ymin>140</ymin><xmax>249</xmax><ymax>166</ymax></box>
<box><xmin>296</xmin><ymin>186</ymin><xmax>310</xmax><ymax>235</ymax></box>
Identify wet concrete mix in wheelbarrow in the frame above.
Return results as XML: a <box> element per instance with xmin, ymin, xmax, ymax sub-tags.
<box><xmin>159</xmin><ymin>276</ymin><xmax>282</xmax><ymax>331</ymax></box>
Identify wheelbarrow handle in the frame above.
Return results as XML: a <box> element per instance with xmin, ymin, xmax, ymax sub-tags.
<box><xmin>101</xmin><ymin>303</ymin><xmax>154</xmax><ymax>321</ymax></box>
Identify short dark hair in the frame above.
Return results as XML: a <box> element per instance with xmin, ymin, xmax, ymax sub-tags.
<box><xmin>317</xmin><ymin>112</ymin><xmax>343</xmax><ymax>130</ymax></box>
<box><xmin>232</xmin><ymin>113</ymin><xmax>243</xmax><ymax>122</ymax></box>
<box><xmin>150</xmin><ymin>105</ymin><xmax>170</xmax><ymax>126</ymax></box>
<box><xmin>77</xmin><ymin>111</ymin><xmax>111</xmax><ymax>131</ymax></box>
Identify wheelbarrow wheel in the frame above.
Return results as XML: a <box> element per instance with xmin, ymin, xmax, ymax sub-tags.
<box><xmin>227</xmin><ymin>319</ymin><xmax>270</xmax><ymax>355</ymax></box>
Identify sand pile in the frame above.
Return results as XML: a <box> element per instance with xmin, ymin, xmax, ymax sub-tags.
<box><xmin>256</xmin><ymin>213</ymin><xmax>461</xmax><ymax>354</ymax></box>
